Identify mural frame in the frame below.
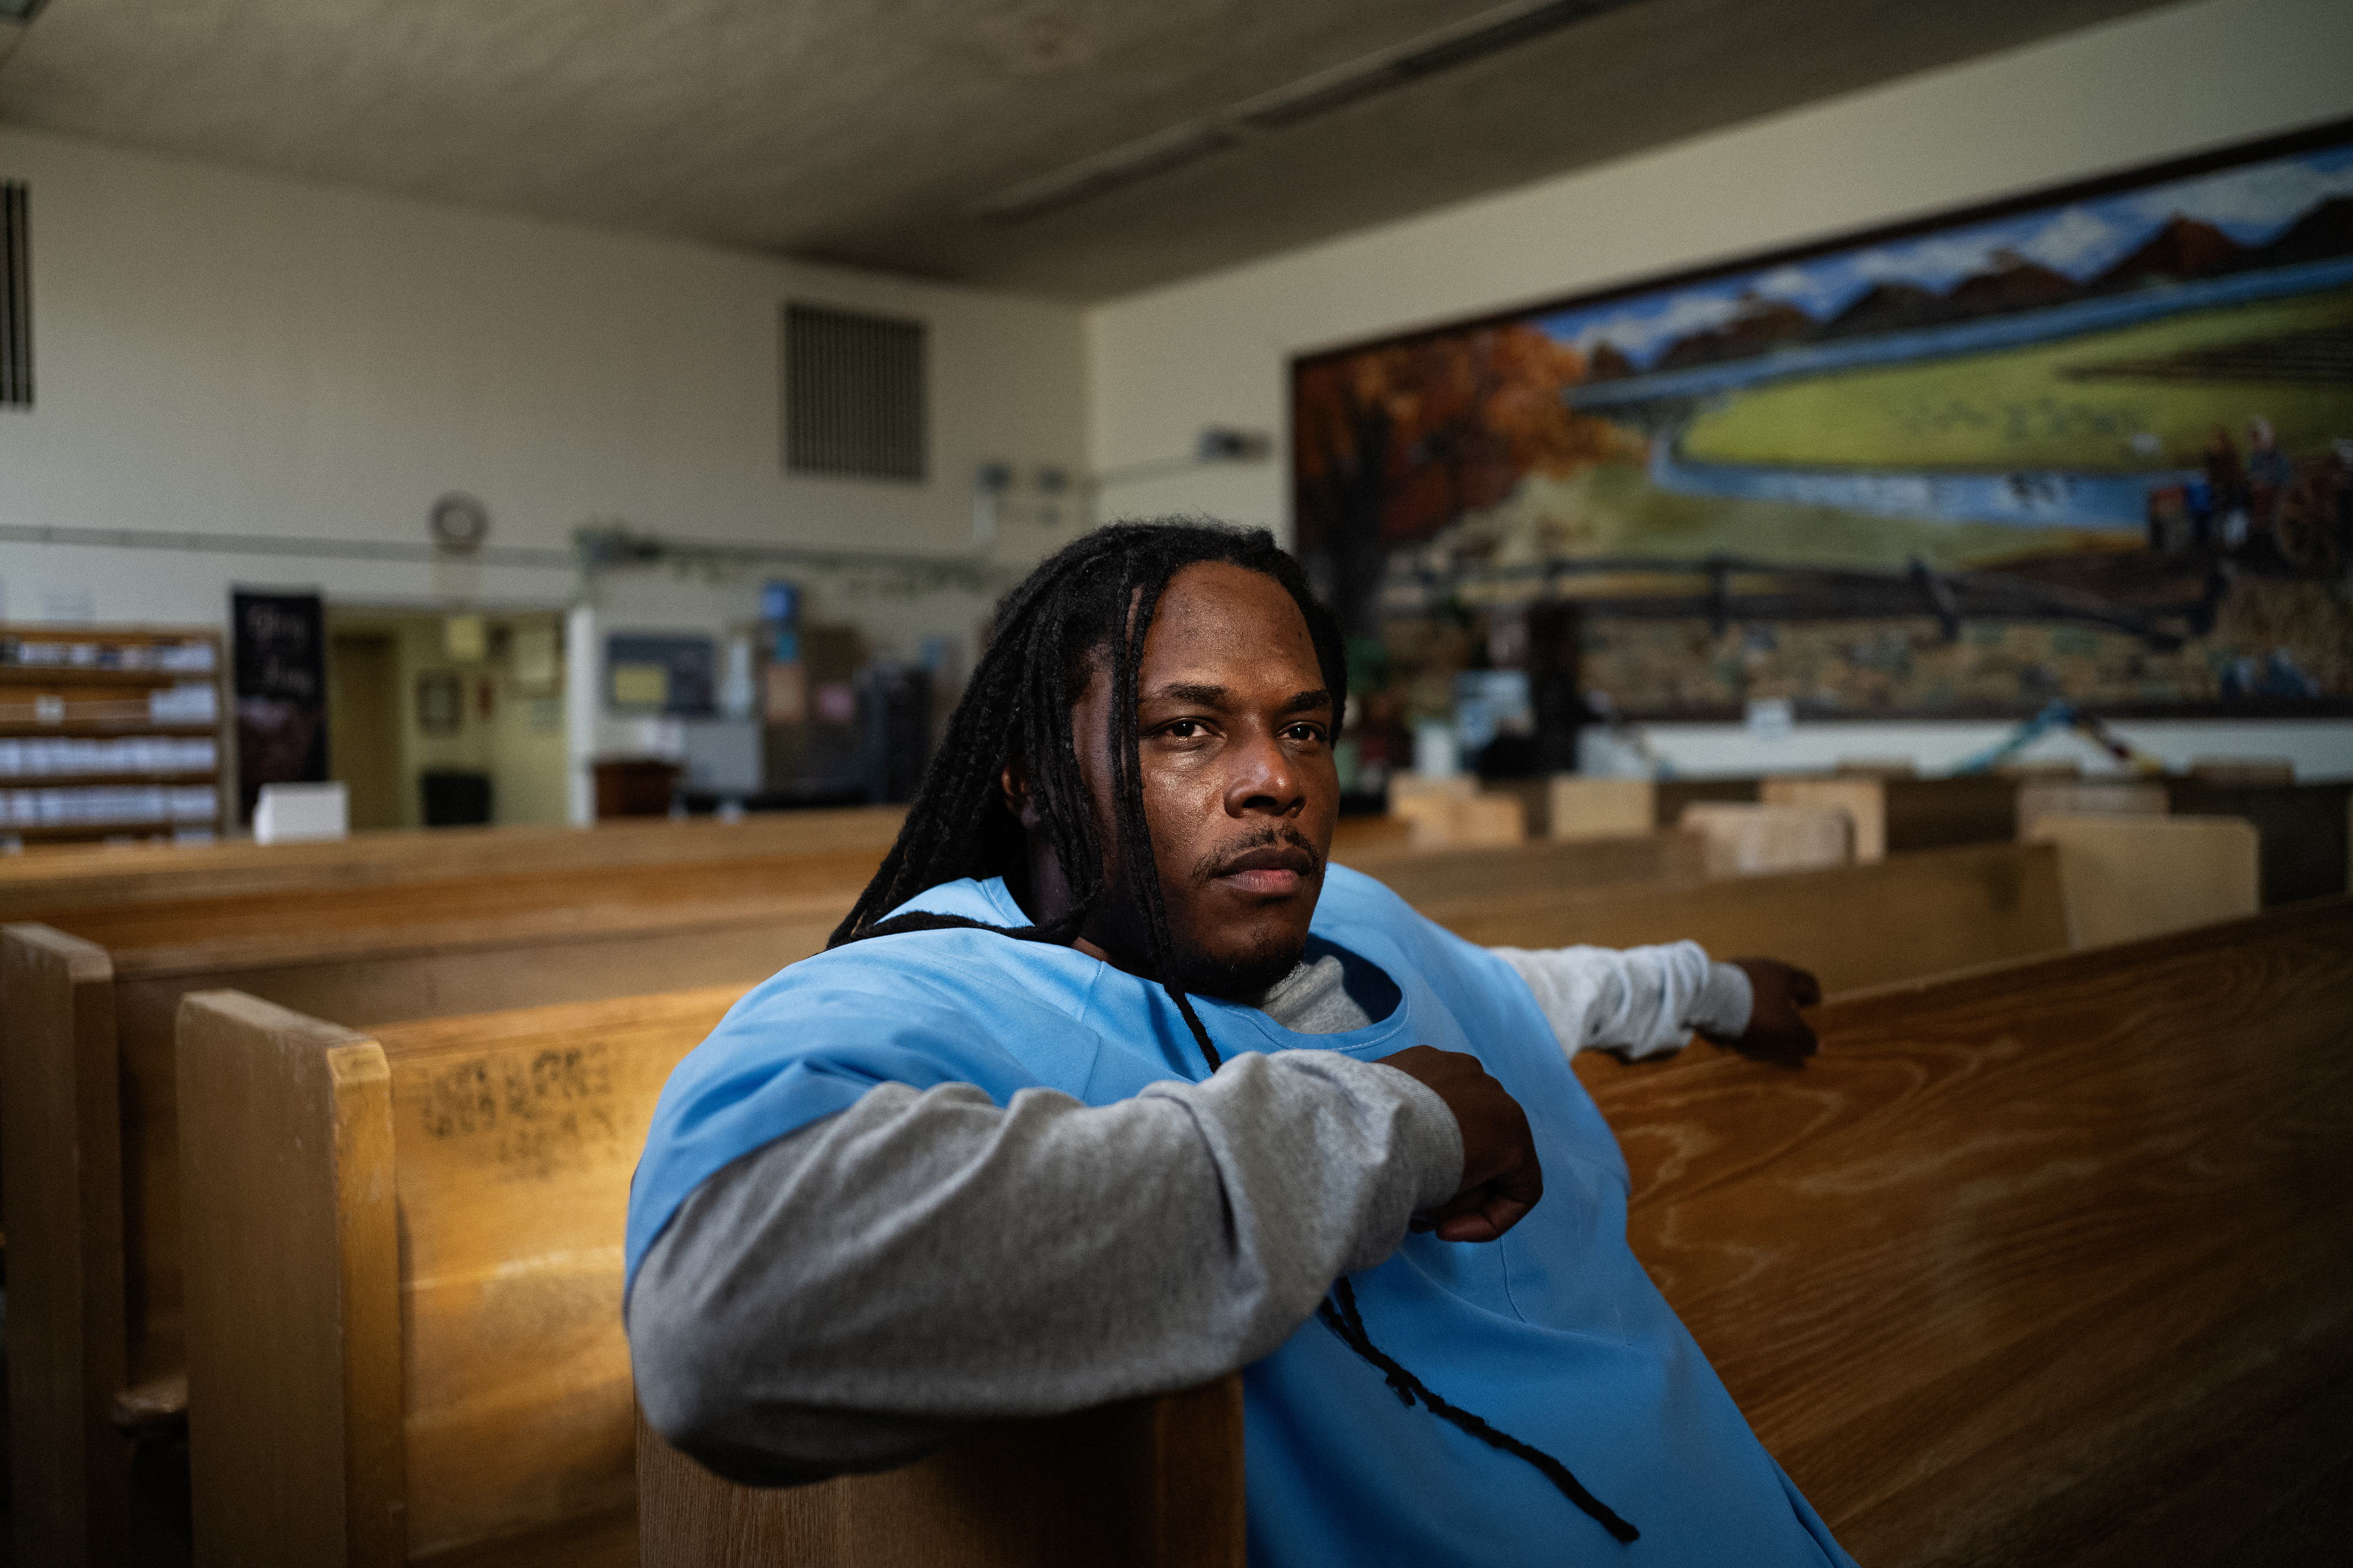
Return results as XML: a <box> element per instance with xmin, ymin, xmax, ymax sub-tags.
<box><xmin>1291</xmin><ymin>116</ymin><xmax>2353</xmax><ymax>725</ymax></box>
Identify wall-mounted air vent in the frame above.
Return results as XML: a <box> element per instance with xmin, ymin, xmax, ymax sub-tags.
<box><xmin>782</xmin><ymin>302</ymin><xmax>926</xmax><ymax>482</ymax></box>
<box><xmin>2</xmin><ymin>181</ymin><xmax>28</xmax><ymax>409</ymax></box>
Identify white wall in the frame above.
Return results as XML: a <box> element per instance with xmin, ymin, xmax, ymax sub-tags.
<box><xmin>0</xmin><ymin>126</ymin><xmax>1095</xmax><ymax>820</ymax></box>
<box><xmin>0</xmin><ymin>126</ymin><xmax>1091</xmax><ymax>619</ymax></box>
<box><xmin>1085</xmin><ymin>0</ymin><xmax>2353</xmax><ymax>779</ymax></box>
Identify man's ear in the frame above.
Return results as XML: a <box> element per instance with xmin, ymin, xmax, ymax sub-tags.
<box><xmin>1001</xmin><ymin>759</ymin><xmax>1042</xmax><ymax>830</ymax></box>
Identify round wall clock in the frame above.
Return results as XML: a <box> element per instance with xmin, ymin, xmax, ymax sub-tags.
<box><xmin>429</xmin><ymin>492</ymin><xmax>491</xmax><ymax>553</ymax></box>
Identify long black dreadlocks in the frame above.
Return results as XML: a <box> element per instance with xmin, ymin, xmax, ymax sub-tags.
<box><xmin>828</xmin><ymin>519</ymin><xmax>1346</xmax><ymax>1073</ymax></box>
<box><xmin>827</xmin><ymin>518</ymin><xmax>1638</xmax><ymax>1546</ymax></box>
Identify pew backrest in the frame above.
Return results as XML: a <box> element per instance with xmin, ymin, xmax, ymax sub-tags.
<box><xmin>2029</xmin><ymin>813</ymin><xmax>2259</xmax><ymax>948</ymax></box>
<box><xmin>1547</xmin><ymin>776</ymin><xmax>1657</xmax><ymax>841</ymax></box>
<box><xmin>0</xmin><ymin>805</ymin><xmax>907</xmax><ymax>923</ymax></box>
<box><xmin>2160</xmin><ymin>778</ymin><xmax>2351</xmax><ymax>905</ymax></box>
<box><xmin>1758</xmin><ymin>778</ymin><xmax>1886</xmax><ymax>861</ymax></box>
<box><xmin>176</xmin><ymin>993</ymin><xmax>401</xmax><ymax>1568</ymax></box>
<box><xmin>178</xmin><ymin>985</ymin><xmax>739</xmax><ymax>1563</ymax></box>
<box><xmin>1387</xmin><ymin>786</ymin><xmax>1525</xmax><ymax>849</ymax></box>
<box><xmin>637</xmin><ymin>1380</ymin><xmax>1245</xmax><ymax>1568</ymax></box>
<box><xmin>1336</xmin><ymin>830</ymin><xmax>1707</xmax><ymax>903</ymax></box>
<box><xmin>2013</xmin><ymin>779</ymin><xmax>2167</xmax><ymax>840</ymax></box>
<box><xmin>1677</xmin><ymin>802</ymin><xmax>1851</xmax><ymax>878</ymax></box>
<box><xmin>1575</xmin><ymin>898</ymin><xmax>2353</xmax><ymax>1564</ymax></box>
<box><xmin>1</xmin><ymin>925</ymin><xmax>129</xmax><ymax>1568</ymax></box>
<box><xmin>1878</xmin><ymin>774</ymin><xmax>2020</xmax><ymax>852</ymax></box>
<box><xmin>1414</xmin><ymin>841</ymin><xmax>2071</xmax><ymax>996</ymax></box>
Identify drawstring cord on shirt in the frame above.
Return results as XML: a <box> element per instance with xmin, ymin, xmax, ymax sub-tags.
<box><xmin>1315</xmin><ymin>1276</ymin><xmax>1641</xmax><ymax>1546</ymax></box>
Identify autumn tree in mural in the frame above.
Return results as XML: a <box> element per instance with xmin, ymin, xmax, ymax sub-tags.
<box><xmin>1295</xmin><ymin>322</ymin><xmax>1629</xmax><ymax>634</ymax></box>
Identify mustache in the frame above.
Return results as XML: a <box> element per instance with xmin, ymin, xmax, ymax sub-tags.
<box><xmin>1189</xmin><ymin>825</ymin><xmax>1325</xmax><ymax>886</ymax></box>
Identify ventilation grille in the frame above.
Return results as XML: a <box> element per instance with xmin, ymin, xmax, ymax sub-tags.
<box><xmin>2</xmin><ymin>182</ymin><xmax>27</xmax><ymax>409</ymax></box>
<box><xmin>783</xmin><ymin>302</ymin><xmax>926</xmax><ymax>482</ymax></box>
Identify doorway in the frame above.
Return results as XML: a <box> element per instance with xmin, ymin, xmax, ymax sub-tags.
<box><xmin>327</xmin><ymin>632</ymin><xmax>402</xmax><ymax>830</ymax></box>
<box><xmin>325</xmin><ymin>608</ymin><xmax>569</xmax><ymax>829</ymax></box>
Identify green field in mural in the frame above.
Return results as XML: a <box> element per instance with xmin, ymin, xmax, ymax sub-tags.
<box><xmin>1681</xmin><ymin>292</ymin><xmax>2353</xmax><ymax>475</ymax></box>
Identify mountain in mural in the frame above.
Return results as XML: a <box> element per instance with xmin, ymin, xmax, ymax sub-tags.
<box><xmin>1652</xmin><ymin>295</ymin><xmax>1813</xmax><ymax>369</ymax></box>
<box><xmin>2091</xmin><ymin>214</ymin><xmax>2249</xmax><ymax>290</ymax></box>
<box><xmin>1942</xmin><ymin>249</ymin><xmax>2079</xmax><ymax>313</ymax></box>
<box><xmin>1575</xmin><ymin>190</ymin><xmax>2353</xmax><ymax>380</ymax></box>
<box><xmin>1817</xmin><ymin>281</ymin><xmax>1941</xmax><ymax>339</ymax></box>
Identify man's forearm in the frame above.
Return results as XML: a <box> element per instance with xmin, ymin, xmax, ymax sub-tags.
<box><xmin>1491</xmin><ymin>941</ymin><xmax>1752</xmax><ymax>1060</ymax></box>
<box><xmin>628</xmin><ymin>1049</ymin><xmax>1459</xmax><ymax>1484</ymax></box>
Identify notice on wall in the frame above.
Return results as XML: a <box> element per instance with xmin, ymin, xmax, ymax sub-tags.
<box><xmin>232</xmin><ymin>589</ymin><xmax>328</xmax><ymax>825</ymax></box>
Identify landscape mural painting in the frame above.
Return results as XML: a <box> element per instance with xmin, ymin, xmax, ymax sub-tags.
<box><xmin>1294</xmin><ymin>120</ymin><xmax>2353</xmax><ymax>782</ymax></box>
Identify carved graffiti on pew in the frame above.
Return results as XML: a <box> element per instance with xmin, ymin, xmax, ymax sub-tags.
<box><xmin>412</xmin><ymin>1045</ymin><xmax>626</xmax><ymax>1179</ymax></box>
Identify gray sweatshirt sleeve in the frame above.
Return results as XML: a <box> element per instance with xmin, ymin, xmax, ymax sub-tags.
<box><xmin>1489</xmin><ymin>942</ymin><xmax>1754</xmax><ymax>1062</ymax></box>
<box><xmin>628</xmin><ymin>1048</ymin><xmax>1461</xmax><ymax>1486</ymax></box>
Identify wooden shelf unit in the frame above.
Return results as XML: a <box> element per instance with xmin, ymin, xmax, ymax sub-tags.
<box><xmin>0</xmin><ymin>625</ymin><xmax>229</xmax><ymax>848</ymax></box>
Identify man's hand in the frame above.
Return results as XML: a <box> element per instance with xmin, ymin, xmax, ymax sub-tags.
<box><xmin>1714</xmin><ymin>958</ymin><xmax>1822</xmax><ymax>1068</ymax></box>
<box><xmin>1374</xmin><ymin>1045</ymin><xmax>1542</xmax><ymax>1243</ymax></box>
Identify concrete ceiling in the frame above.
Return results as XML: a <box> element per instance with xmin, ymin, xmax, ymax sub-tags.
<box><xmin>0</xmin><ymin>0</ymin><xmax>2179</xmax><ymax>301</ymax></box>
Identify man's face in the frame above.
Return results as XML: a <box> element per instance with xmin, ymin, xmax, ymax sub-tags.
<box><xmin>1018</xmin><ymin>561</ymin><xmax>1340</xmax><ymax>1001</ymax></box>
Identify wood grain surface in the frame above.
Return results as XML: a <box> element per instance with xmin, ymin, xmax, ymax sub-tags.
<box><xmin>1335</xmin><ymin>829</ymin><xmax>1707</xmax><ymax>902</ymax></box>
<box><xmin>375</xmin><ymin>988</ymin><xmax>738</xmax><ymax>1557</ymax></box>
<box><xmin>176</xmin><ymin>991</ymin><xmax>403</xmax><ymax>1568</ymax></box>
<box><xmin>0</xmin><ymin>805</ymin><xmax>909</xmax><ymax>921</ymax></box>
<box><xmin>173</xmin><ymin>987</ymin><xmax>736</xmax><ymax>1564</ymax></box>
<box><xmin>1</xmin><ymin>924</ymin><xmax>131</xmax><ymax>1568</ymax></box>
<box><xmin>637</xmin><ymin>1377</ymin><xmax>1245</xmax><ymax>1568</ymax></box>
<box><xmin>1574</xmin><ymin>899</ymin><xmax>2353</xmax><ymax>1566</ymax></box>
<box><xmin>1423</xmin><ymin>840</ymin><xmax>2071</xmax><ymax>996</ymax></box>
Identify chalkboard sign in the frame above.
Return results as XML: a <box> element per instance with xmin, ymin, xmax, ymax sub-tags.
<box><xmin>232</xmin><ymin>589</ymin><xmax>328</xmax><ymax>823</ymax></box>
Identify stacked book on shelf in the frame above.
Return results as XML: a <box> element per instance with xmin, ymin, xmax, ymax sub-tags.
<box><xmin>0</xmin><ymin>625</ymin><xmax>229</xmax><ymax>846</ymax></box>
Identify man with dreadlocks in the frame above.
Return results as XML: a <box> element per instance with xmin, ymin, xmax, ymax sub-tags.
<box><xmin>625</xmin><ymin>521</ymin><xmax>1855</xmax><ymax>1565</ymax></box>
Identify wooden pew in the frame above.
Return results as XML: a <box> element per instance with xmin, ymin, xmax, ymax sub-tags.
<box><xmin>1418</xmin><ymin>840</ymin><xmax>2073</xmax><ymax>997</ymax></box>
<box><xmin>1677</xmin><ymin>803</ymin><xmax>1852</xmax><ymax>877</ymax></box>
<box><xmin>1</xmin><ymin>926</ymin><xmax>136</xmax><ymax>1565</ymax></box>
<box><xmin>2161</xmin><ymin>778</ymin><xmax>2351</xmax><ymax>906</ymax></box>
<box><xmin>1549</xmin><ymin>776</ymin><xmax>1759</xmax><ymax>840</ymax></box>
<box><xmin>2029</xmin><ymin>814</ymin><xmax>2259</xmax><ymax>948</ymax></box>
<box><xmin>1335</xmin><ymin>829</ymin><xmax>1707</xmax><ymax>902</ymax></box>
<box><xmin>1758</xmin><ymin>774</ymin><xmax>2028</xmax><ymax>862</ymax></box>
<box><xmin>1553</xmin><ymin>773</ymin><xmax>2028</xmax><ymax>858</ymax></box>
<box><xmin>175</xmin><ymin>983</ymin><xmax>1246</xmax><ymax>1568</ymax></box>
<box><xmin>168</xmin><ymin>853</ymin><xmax>2284</xmax><ymax>1563</ymax></box>
<box><xmin>1759</xmin><ymin>778</ymin><xmax>1887</xmax><ymax>862</ymax></box>
<box><xmin>644</xmin><ymin>897</ymin><xmax>2349</xmax><ymax>1566</ymax></box>
<box><xmin>1576</xmin><ymin>898</ymin><xmax>2353</xmax><ymax>1565</ymax></box>
<box><xmin>2012</xmin><ymin>779</ymin><xmax>2167</xmax><ymax>839</ymax></box>
<box><xmin>1382</xmin><ymin>775</ymin><xmax>1527</xmax><ymax>849</ymax></box>
<box><xmin>176</xmin><ymin>986</ymin><xmax>740</xmax><ymax>1564</ymax></box>
<box><xmin>4</xmin><ymin>828</ymin><xmax>2102</xmax><ymax>1566</ymax></box>
<box><xmin>0</xmin><ymin>805</ymin><xmax>906</xmax><ymax>923</ymax></box>
<box><xmin>636</xmin><ymin>1383</ymin><xmax>1244</xmax><ymax>1567</ymax></box>
<box><xmin>3</xmin><ymin>848</ymin><xmax>883</xmax><ymax>1568</ymax></box>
